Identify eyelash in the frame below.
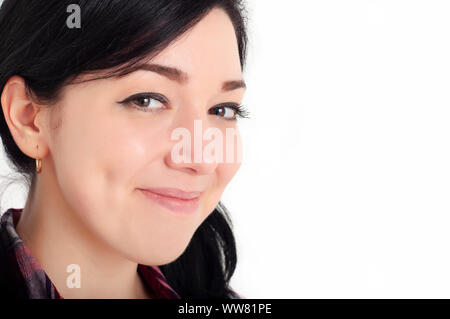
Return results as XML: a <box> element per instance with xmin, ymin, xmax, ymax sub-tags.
<box><xmin>210</xmin><ymin>103</ymin><xmax>250</xmax><ymax>121</ymax></box>
<box><xmin>118</xmin><ymin>93</ymin><xmax>250</xmax><ymax>121</ymax></box>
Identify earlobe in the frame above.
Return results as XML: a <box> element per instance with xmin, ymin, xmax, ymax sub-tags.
<box><xmin>0</xmin><ymin>75</ymin><xmax>47</xmax><ymax>159</ymax></box>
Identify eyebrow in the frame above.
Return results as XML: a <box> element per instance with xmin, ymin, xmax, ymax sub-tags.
<box><xmin>137</xmin><ymin>63</ymin><xmax>246</xmax><ymax>92</ymax></box>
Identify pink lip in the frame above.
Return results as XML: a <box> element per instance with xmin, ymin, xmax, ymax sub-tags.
<box><xmin>138</xmin><ymin>188</ymin><xmax>201</xmax><ymax>214</ymax></box>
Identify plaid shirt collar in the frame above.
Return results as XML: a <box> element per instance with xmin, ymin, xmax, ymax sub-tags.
<box><xmin>0</xmin><ymin>208</ymin><xmax>180</xmax><ymax>299</ymax></box>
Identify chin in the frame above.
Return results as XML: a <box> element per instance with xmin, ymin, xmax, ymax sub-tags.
<box><xmin>130</xmin><ymin>239</ymin><xmax>192</xmax><ymax>266</ymax></box>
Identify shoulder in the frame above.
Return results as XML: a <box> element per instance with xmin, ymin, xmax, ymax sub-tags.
<box><xmin>0</xmin><ymin>214</ymin><xmax>28</xmax><ymax>299</ymax></box>
<box><xmin>0</xmin><ymin>233</ymin><xmax>14</xmax><ymax>298</ymax></box>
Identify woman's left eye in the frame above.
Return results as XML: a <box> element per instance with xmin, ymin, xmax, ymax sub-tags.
<box><xmin>118</xmin><ymin>93</ymin><xmax>167</xmax><ymax>112</ymax></box>
<box><xmin>209</xmin><ymin>104</ymin><xmax>250</xmax><ymax>121</ymax></box>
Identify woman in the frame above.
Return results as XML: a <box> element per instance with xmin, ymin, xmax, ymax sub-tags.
<box><xmin>0</xmin><ymin>0</ymin><xmax>249</xmax><ymax>299</ymax></box>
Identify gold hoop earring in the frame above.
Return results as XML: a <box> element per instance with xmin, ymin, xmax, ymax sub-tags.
<box><xmin>36</xmin><ymin>158</ymin><xmax>42</xmax><ymax>174</ymax></box>
<box><xmin>35</xmin><ymin>144</ymin><xmax>42</xmax><ymax>174</ymax></box>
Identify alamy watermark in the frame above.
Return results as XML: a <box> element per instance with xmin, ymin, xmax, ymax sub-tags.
<box><xmin>66</xmin><ymin>263</ymin><xmax>81</xmax><ymax>288</ymax></box>
<box><xmin>66</xmin><ymin>4</ymin><xmax>81</xmax><ymax>29</ymax></box>
<box><xmin>171</xmin><ymin>120</ymin><xmax>243</xmax><ymax>164</ymax></box>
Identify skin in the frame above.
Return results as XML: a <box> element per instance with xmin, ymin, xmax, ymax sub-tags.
<box><xmin>0</xmin><ymin>7</ymin><xmax>245</xmax><ymax>299</ymax></box>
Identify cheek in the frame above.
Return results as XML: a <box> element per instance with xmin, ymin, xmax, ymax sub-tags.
<box><xmin>218</xmin><ymin>161</ymin><xmax>242</xmax><ymax>191</ymax></box>
<box><xmin>49</xmin><ymin>103</ymin><xmax>165</xmax><ymax>233</ymax></box>
<box><xmin>201</xmin><ymin>127</ymin><xmax>243</xmax><ymax>214</ymax></box>
<box><xmin>216</xmin><ymin>126</ymin><xmax>243</xmax><ymax>189</ymax></box>
<box><xmin>201</xmin><ymin>162</ymin><xmax>242</xmax><ymax>219</ymax></box>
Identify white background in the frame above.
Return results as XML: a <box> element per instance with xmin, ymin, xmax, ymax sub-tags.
<box><xmin>1</xmin><ymin>0</ymin><xmax>450</xmax><ymax>298</ymax></box>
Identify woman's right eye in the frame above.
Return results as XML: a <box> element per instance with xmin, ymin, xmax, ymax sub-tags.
<box><xmin>118</xmin><ymin>93</ymin><xmax>168</xmax><ymax>112</ymax></box>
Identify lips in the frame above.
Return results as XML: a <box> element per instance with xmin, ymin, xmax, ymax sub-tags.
<box><xmin>140</xmin><ymin>187</ymin><xmax>202</xmax><ymax>200</ymax></box>
<box><xmin>138</xmin><ymin>187</ymin><xmax>201</xmax><ymax>214</ymax></box>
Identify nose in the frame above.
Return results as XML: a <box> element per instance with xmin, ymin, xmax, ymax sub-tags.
<box><xmin>164</xmin><ymin>104</ymin><xmax>220</xmax><ymax>175</ymax></box>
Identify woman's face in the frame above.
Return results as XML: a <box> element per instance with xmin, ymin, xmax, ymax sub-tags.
<box><xmin>42</xmin><ymin>8</ymin><xmax>245</xmax><ymax>265</ymax></box>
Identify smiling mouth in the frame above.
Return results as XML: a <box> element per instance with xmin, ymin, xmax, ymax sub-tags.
<box><xmin>138</xmin><ymin>188</ymin><xmax>201</xmax><ymax>215</ymax></box>
<box><xmin>139</xmin><ymin>187</ymin><xmax>202</xmax><ymax>199</ymax></box>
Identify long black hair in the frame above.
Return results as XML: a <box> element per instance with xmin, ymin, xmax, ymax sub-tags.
<box><xmin>0</xmin><ymin>0</ymin><xmax>249</xmax><ymax>298</ymax></box>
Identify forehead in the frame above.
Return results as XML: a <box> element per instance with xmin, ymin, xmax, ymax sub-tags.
<box><xmin>149</xmin><ymin>7</ymin><xmax>242</xmax><ymax>79</ymax></box>
<box><xmin>69</xmin><ymin>8</ymin><xmax>242</xmax><ymax>89</ymax></box>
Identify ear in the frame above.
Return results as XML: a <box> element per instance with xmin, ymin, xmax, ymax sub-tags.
<box><xmin>0</xmin><ymin>75</ymin><xmax>49</xmax><ymax>160</ymax></box>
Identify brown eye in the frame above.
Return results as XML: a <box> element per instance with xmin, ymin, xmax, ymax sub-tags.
<box><xmin>210</xmin><ymin>105</ymin><xmax>236</xmax><ymax>120</ymax></box>
<box><xmin>131</xmin><ymin>96</ymin><xmax>164</xmax><ymax>110</ymax></box>
<box><xmin>118</xmin><ymin>93</ymin><xmax>167</xmax><ymax>112</ymax></box>
<box><xmin>209</xmin><ymin>104</ymin><xmax>249</xmax><ymax>121</ymax></box>
<box><xmin>135</xmin><ymin>97</ymin><xmax>150</xmax><ymax>106</ymax></box>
